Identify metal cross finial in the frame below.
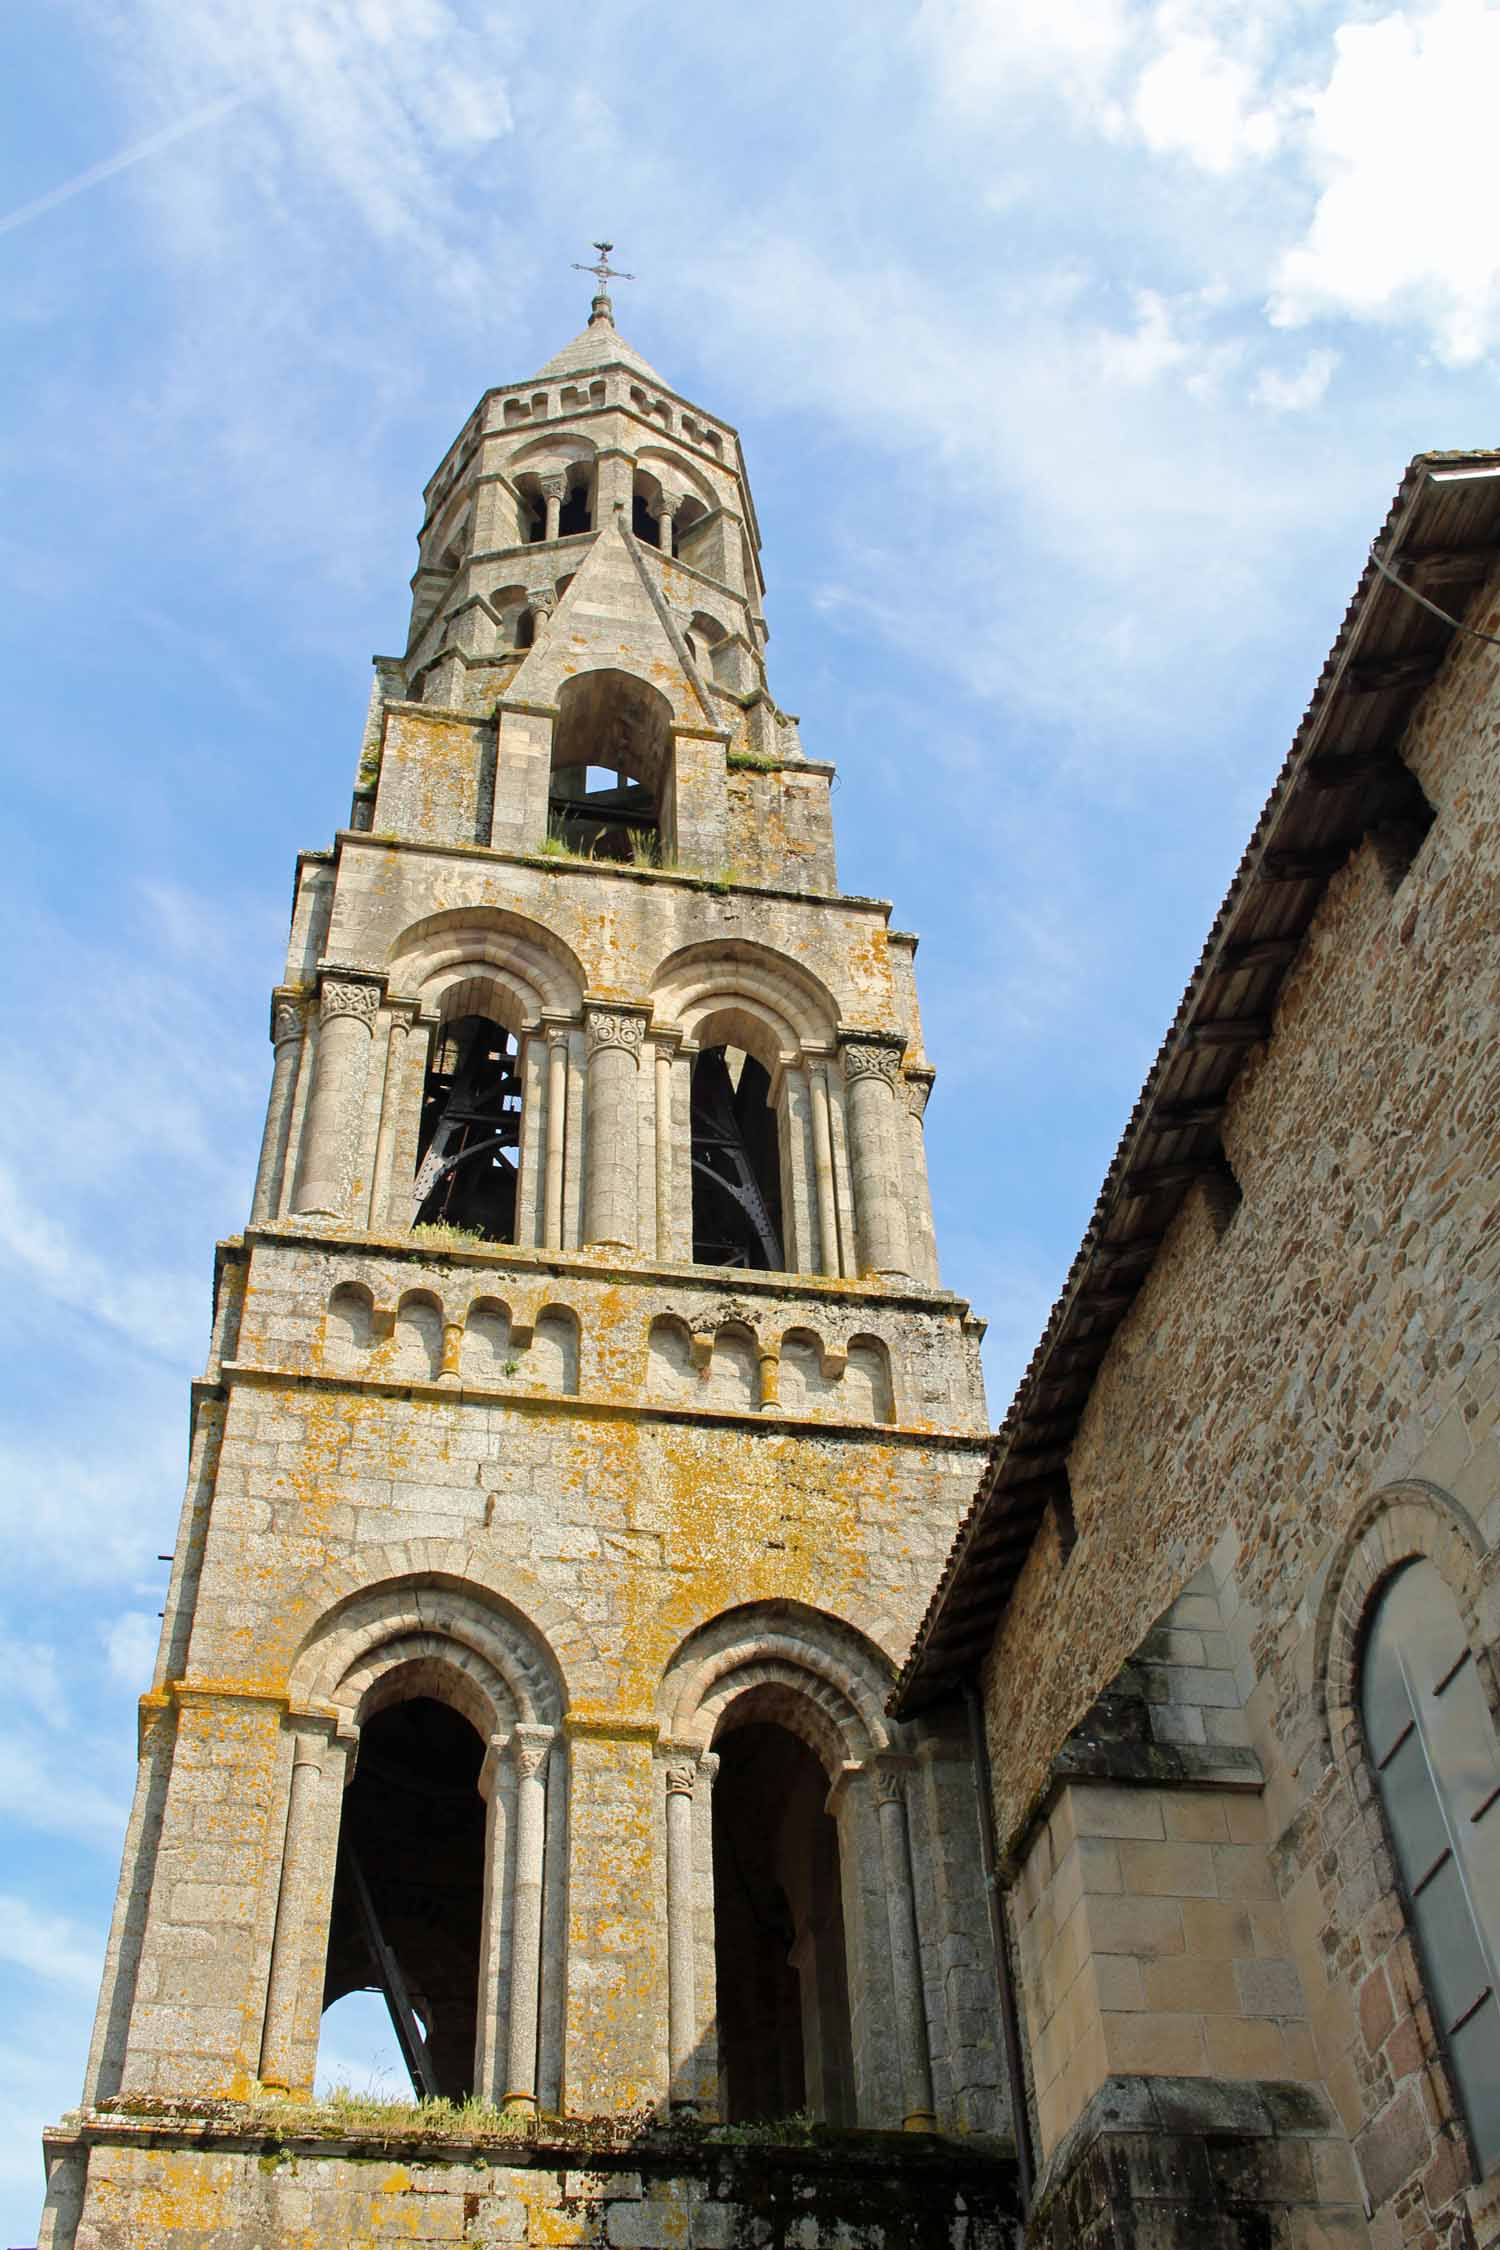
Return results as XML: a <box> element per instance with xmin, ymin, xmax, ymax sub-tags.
<box><xmin>572</xmin><ymin>240</ymin><xmax>636</xmax><ymax>294</ymax></box>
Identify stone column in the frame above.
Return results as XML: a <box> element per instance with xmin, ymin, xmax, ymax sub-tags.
<box><xmin>584</xmin><ymin>1006</ymin><xmax>644</xmax><ymax>1249</ymax></box>
<box><xmin>664</xmin><ymin>1755</ymin><xmax>700</xmax><ymax>2106</ymax></box>
<box><xmin>653</xmin><ymin>491</ymin><xmax>681</xmax><ymax>556</ymax></box>
<box><xmin>653</xmin><ymin>1035</ymin><xmax>679</xmax><ymax>1262</ymax></box>
<box><xmin>291</xmin><ymin>974</ymin><xmax>382</xmax><ymax>1218</ymax></box>
<box><xmin>260</xmin><ymin>1725</ymin><xmax>348</xmax><ymax>2094</ymax></box>
<box><xmin>504</xmin><ymin>1725</ymin><xmax>553</xmax><ymax>2111</ymax></box>
<box><xmin>873</xmin><ymin>1763</ymin><xmax>936</xmax><ymax>2131</ymax></box>
<box><xmin>539</xmin><ymin>473</ymin><xmax>566</xmax><ymax>544</ymax></box>
<box><xmin>903</xmin><ymin>1069</ymin><xmax>939</xmax><ymax>1287</ymax></box>
<box><xmin>543</xmin><ymin>1023</ymin><xmax>571</xmax><ymax>1251</ymax></box>
<box><xmin>527</xmin><ymin>584</ymin><xmax>556</xmax><ymax>638</ymax></box>
<box><xmin>368</xmin><ymin>1004</ymin><xmax>416</xmax><ymax>1229</ymax></box>
<box><xmin>807</xmin><ymin>1056</ymin><xmax>842</xmax><ymax>1279</ymax></box>
<box><xmin>474</xmin><ymin>1735</ymin><xmax>509</xmax><ymax>2103</ymax></box>
<box><xmin>251</xmin><ymin>993</ymin><xmax>308</xmax><ymax>1224</ymax></box>
<box><xmin>840</xmin><ymin>1035</ymin><xmax>912</xmax><ymax>1281</ymax></box>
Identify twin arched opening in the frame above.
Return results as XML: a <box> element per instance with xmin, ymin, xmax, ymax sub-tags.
<box><xmin>264</xmin><ymin>1588</ymin><xmax>941</xmax><ymax>2130</ymax></box>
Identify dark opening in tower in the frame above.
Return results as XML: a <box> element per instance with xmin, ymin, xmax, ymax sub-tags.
<box><xmin>690</xmin><ymin>1046</ymin><xmax>783</xmax><ymax>1269</ymax></box>
<box><xmin>548</xmin><ymin>669</ymin><xmax>668</xmax><ymax>865</ymax></box>
<box><xmin>557</xmin><ymin>477</ymin><xmax>591</xmax><ymax>536</ymax></box>
<box><xmin>321</xmin><ymin>1697</ymin><xmax>486</xmax><ymax>2101</ymax></box>
<box><xmin>414</xmin><ymin>1014</ymin><xmax>521</xmax><ymax>1241</ymax></box>
<box><xmin>712</xmin><ymin>1722</ymin><xmax>854</xmax><ymax>2123</ymax></box>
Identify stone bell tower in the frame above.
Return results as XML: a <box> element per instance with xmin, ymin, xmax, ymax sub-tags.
<box><xmin>40</xmin><ymin>269</ymin><xmax>1016</xmax><ymax>2249</ymax></box>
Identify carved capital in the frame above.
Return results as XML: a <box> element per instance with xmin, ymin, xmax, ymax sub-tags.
<box><xmin>871</xmin><ymin>1763</ymin><xmax>906</xmax><ymax>1808</ymax></box>
<box><xmin>840</xmin><ymin>1035</ymin><xmax>904</xmax><ymax>1091</ymax></box>
<box><xmin>527</xmin><ymin>584</ymin><xmax>557</xmax><ymax>618</ymax></box>
<box><xmin>653</xmin><ymin>490</ymin><xmax>683</xmax><ymax>521</ymax></box>
<box><xmin>270</xmin><ymin>993</ymin><xmax>307</xmax><ymax>1047</ymax></box>
<box><xmin>538</xmin><ymin>472</ymin><xmax>568</xmax><ymax>503</ymax></box>
<box><xmin>904</xmin><ymin>1070</ymin><xmax>934</xmax><ymax>1120</ymax></box>
<box><xmin>319</xmin><ymin>976</ymin><xmax>381</xmax><ymax>1030</ymax></box>
<box><xmin>664</xmin><ymin>1761</ymin><xmax>698</xmax><ymax>1799</ymax></box>
<box><xmin>586</xmin><ymin>1006</ymin><xmax>646</xmax><ymax>1062</ymax></box>
<box><xmin>511</xmin><ymin>1725</ymin><xmax>554</xmax><ymax>1782</ymax></box>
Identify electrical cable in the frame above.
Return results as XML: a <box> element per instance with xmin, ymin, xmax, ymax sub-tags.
<box><xmin>1370</xmin><ymin>544</ymin><xmax>1500</xmax><ymax>650</ymax></box>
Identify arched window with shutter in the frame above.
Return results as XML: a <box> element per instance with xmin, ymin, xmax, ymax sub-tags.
<box><xmin>1361</xmin><ymin>1558</ymin><xmax>1500</xmax><ymax>2176</ymax></box>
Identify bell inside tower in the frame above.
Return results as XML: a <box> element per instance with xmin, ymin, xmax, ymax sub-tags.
<box><xmin>413</xmin><ymin>1015</ymin><xmax>523</xmax><ymax>1240</ymax></box>
<box><xmin>690</xmin><ymin>1046</ymin><xmax>784</xmax><ymax>1269</ymax></box>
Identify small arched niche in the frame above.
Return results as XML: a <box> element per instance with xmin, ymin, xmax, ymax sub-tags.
<box><xmin>711</xmin><ymin>1714</ymin><xmax>855</xmax><ymax>2125</ymax></box>
<box><xmin>547</xmin><ymin>669</ymin><xmax>670</xmax><ymax>865</ymax></box>
<box><xmin>321</xmin><ymin>1695</ymin><xmax>487</xmax><ymax>2101</ymax></box>
<box><xmin>415</xmin><ymin>1013</ymin><xmax>523</xmax><ymax>1242</ymax></box>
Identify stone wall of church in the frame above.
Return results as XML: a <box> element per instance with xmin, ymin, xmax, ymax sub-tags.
<box><xmin>981</xmin><ymin>568</ymin><xmax>1500</xmax><ymax>2245</ymax></box>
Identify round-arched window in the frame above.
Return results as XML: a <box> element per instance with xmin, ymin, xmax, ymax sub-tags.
<box><xmin>1361</xmin><ymin>1558</ymin><xmax>1500</xmax><ymax>2175</ymax></box>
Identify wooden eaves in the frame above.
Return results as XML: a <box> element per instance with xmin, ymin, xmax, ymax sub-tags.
<box><xmin>891</xmin><ymin>449</ymin><xmax>1500</xmax><ymax>1720</ymax></box>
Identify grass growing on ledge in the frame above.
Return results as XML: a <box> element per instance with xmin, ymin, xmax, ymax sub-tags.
<box><xmin>410</xmin><ymin>1221</ymin><xmax>486</xmax><ymax>1250</ymax></box>
<box><xmin>707</xmin><ymin>2110</ymin><xmax>817</xmax><ymax>2146</ymax></box>
<box><xmin>725</xmin><ymin>750</ymin><xmax>783</xmax><ymax>772</ymax></box>
<box><xmin>277</xmin><ymin>2086</ymin><xmax>534</xmax><ymax>2133</ymax></box>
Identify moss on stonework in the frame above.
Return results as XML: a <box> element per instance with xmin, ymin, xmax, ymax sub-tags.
<box><xmin>726</xmin><ymin>751</ymin><xmax>784</xmax><ymax>772</ymax></box>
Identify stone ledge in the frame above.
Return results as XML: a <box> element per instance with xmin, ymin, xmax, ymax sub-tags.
<box><xmin>43</xmin><ymin>2107</ymin><xmax>1023</xmax><ymax>2250</ymax></box>
<box><xmin>240</xmin><ymin>1226</ymin><xmax>976</xmax><ymax>1318</ymax></box>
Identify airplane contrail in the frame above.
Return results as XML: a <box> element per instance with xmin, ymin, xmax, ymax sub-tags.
<box><xmin>0</xmin><ymin>93</ymin><xmax>246</xmax><ymax>241</ymax></box>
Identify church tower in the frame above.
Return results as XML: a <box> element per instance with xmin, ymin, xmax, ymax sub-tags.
<box><xmin>41</xmin><ymin>268</ymin><xmax>1015</xmax><ymax>2248</ymax></box>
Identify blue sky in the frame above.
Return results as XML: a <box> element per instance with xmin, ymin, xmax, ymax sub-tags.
<box><xmin>2</xmin><ymin>0</ymin><xmax>1499</xmax><ymax>2228</ymax></box>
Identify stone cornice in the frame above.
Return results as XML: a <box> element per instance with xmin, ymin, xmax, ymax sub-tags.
<box><xmin>216</xmin><ymin>1359</ymin><xmax>991</xmax><ymax>1453</ymax></box>
<box><xmin>239</xmin><ymin>1220</ymin><xmax>978</xmax><ymax>1319</ymax></box>
<box><xmin>330</xmin><ymin>826</ymin><xmax>892</xmax><ymax>920</ymax></box>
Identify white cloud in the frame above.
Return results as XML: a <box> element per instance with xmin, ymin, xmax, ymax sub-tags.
<box><xmin>0</xmin><ymin>1736</ymin><xmax>128</xmax><ymax>1851</ymax></box>
<box><xmin>1130</xmin><ymin>31</ymin><xmax>1281</xmax><ymax>170</ymax></box>
<box><xmin>914</xmin><ymin>0</ymin><xmax>1133</xmax><ymax>119</ymax></box>
<box><xmin>0</xmin><ymin>1641</ymin><xmax>68</xmax><ymax>1732</ymax></box>
<box><xmin>0</xmin><ymin>1896</ymin><xmax>105</xmax><ymax>1994</ymax></box>
<box><xmin>103</xmin><ymin>1613</ymin><xmax>161</xmax><ymax>1691</ymax></box>
<box><xmin>1270</xmin><ymin>0</ymin><xmax>1500</xmax><ymax>364</ymax></box>
<box><xmin>1253</xmin><ymin>345</ymin><xmax>1339</xmax><ymax>410</ymax></box>
<box><xmin>100</xmin><ymin>0</ymin><xmax>513</xmax><ymax>288</ymax></box>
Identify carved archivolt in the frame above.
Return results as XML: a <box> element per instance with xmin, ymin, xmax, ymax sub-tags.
<box><xmin>386</xmin><ymin>907</ymin><xmax>585</xmax><ymax>1029</ymax></box>
<box><xmin>658</xmin><ymin>1602</ymin><xmax>900</xmax><ymax>1779</ymax></box>
<box><xmin>290</xmin><ymin>1572</ymin><xmax>568</xmax><ymax>1734</ymax></box>
<box><xmin>650</xmin><ymin>938</ymin><xmax>839</xmax><ymax>1069</ymax></box>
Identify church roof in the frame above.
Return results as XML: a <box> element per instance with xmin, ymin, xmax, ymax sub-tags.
<box><xmin>892</xmin><ymin>449</ymin><xmax>1500</xmax><ymax>1720</ymax></box>
<box><xmin>536</xmin><ymin>305</ymin><xmax>668</xmax><ymax>387</ymax></box>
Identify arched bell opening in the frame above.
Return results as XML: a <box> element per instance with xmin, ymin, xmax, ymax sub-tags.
<box><xmin>690</xmin><ymin>1045</ymin><xmax>784</xmax><ymax>1270</ymax></box>
<box><xmin>711</xmin><ymin>1720</ymin><xmax>854</xmax><ymax>2125</ymax></box>
<box><xmin>557</xmin><ymin>472</ymin><xmax>592</xmax><ymax>537</ymax></box>
<box><xmin>414</xmin><ymin>1012</ymin><xmax>522</xmax><ymax>1241</ymax></box>
<box><xmin>548</xmin><ymin>668</ymin><xmax>670</xmax><ymax>865</ymax></box>
<box><xmin>631</xmin><ymin>471</ymin><xmax>662</xmax><ymax>544</ymax></box>
<box><xmin>320</xmin><ymin>1697</ymin><xmax>487</xmax><ymax>2102</ymax></box>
